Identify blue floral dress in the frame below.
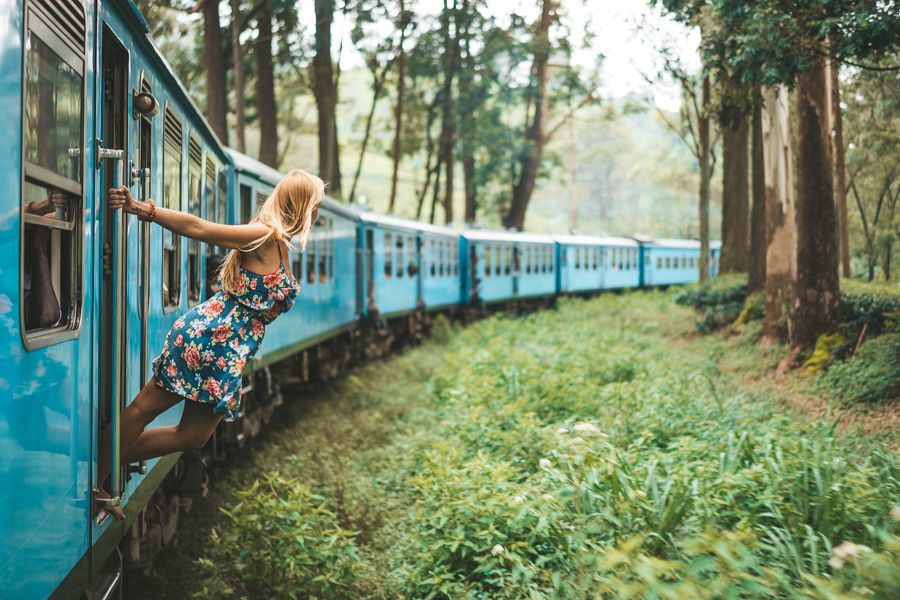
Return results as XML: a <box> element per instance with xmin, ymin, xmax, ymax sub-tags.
<box><xmin>152</xmin><ymin>253</ymin><xmax>300</xmax><ymax>422</ymax></box>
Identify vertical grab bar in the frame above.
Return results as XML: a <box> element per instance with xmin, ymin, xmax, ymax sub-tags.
<box><xmin>97</xmin><ymin>146</ymin><xmax>126</xmax><ymax>511</ymax></box>
<box><xmin>139</xmin><ymin>167</ymin><xmax>151</xmax><ymax>380</ymax></box>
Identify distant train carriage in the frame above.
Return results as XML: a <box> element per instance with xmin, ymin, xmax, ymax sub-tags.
<box><xmin>557</xmin><ymin>235</ymin><xmax>641</xmax><ymax>293</ymax></box>
<box><xmin>358</xmin><ymin>213</ymin><xmax>421</xmax><ymax>318</ymax></box>
<box><xmin>461</xmin><ymin>231</ymin><xmax>556</xmax><ymax>304</ymax></box>
<box><xmin>642</xmin><ymin>239</ymin><xmax>720</xmax><ymax>286</ymax></box>
<box><xmin>418</xmin><ymin>224</ymin><xmax>464</xmax><ymax>311</ymax></box>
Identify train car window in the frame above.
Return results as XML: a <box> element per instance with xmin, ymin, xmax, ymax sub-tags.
<box><xmin>318</xmin><ymin>218</ymin><xmax>327</xmax><ymax>284</ymax></box>
<box><xmin>429</xmin><ymin>239</ymin><xmax>436</xmax><ymax>276</ymax></box>
<box><xmin>256</xmin><ymin>191</ymin><xmax>268</xmax><ymax>213</ymax></box>
<box><xmin>407</xmin><ymin>235</ymin><xmax>415</xmax><ymax>277</ymax></box>
<box><xmin>440</xmin><ymin>241</ymin><xmax>446</xmax><ymax>277</ymax></box>
<box><xmin>504</xmin><ymin>245</ymin><xmax>512</xmax><ymax>275</ymax></box>
<box><xmin>20</xmin><ymin>3</ymin><xmax>86</xmax><ymax>343</ymax></box>
<box><xmin>524</xmin><ymin>246</ymin><xmax>530</xmax><ymax>274</ymax></box>
<box><xmin>491</xmin><ymin>245</ymin><xmax>498</xmax><ymax>276</ymax></box>
<box><xmin>453</xmin><ymin>241</ymin><xmax>458</xmax><ymax>276</ymax></box>
<box><xmin>162</xmin><ymin>108</ymin><xmax>183</xmax><ymax>309</ymax></box>
<box><xmin>187</xmin><ymin>135</ymin><xmax>202</xmax><ymax>303</ymax></box>
<box><xmin>592</xmin><ymin>248</ymin><xmax>598</xmax><ymax>270</ymax></box>
<box><xmin>217</xmin><ymin>169</ymin><xmax>228</xmax><ymax>224</ymax></box>
<box><xmin>384</xmin><ymin>232</ymin><xmax>393</xmax><ymax>279</ymax></box>
<box><xmin>240</xmin><ymin>184</ymin><xmax>252</xmax><ymax>223</ymax></box>
<box><xmin>292</xmin><ymin>235</ymin><xmax>303</xmax><ymax>284</ymax></box>
<box><xmin>329</xmin><ymin>221</ymin><xmax>336</xmax><ymax>282</ymax></box>
<box><xmin>395</xmin><ymin>234</ymin><xmax>404</xmax><ymax>279</ymax></box>
<box><xmin>306</xmin><ymin>219</ymin><xmax>317</xmax><ymax>285</ymax></box>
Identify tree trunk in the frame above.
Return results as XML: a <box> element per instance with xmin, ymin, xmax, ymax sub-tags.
<box><xmin>349</xmin><ymin>70</ymin><xmax>384</xmax><ymax>204</ymax></box>
<box><xmin>791</xmin><ymin>59</ymin><xmax>839</xmax><ymax>351</ymax></box>
<box><xmin>720</xmin><ymin>119</ymin><xmax>749</xmax><ymax>273</ymax></box>
<box><xmin>438</xmin><ymin>0</ymin><xmax>457</xmax><ymax>224</ymax></box>
<box><xmin>313</xmin><ymin>0</ymin><xmax>342</xmax><ymax>195</ymax></box>
<box><xmin>255</xmin><ymin>5</ymin><xmax>278</xmax><ymax>167</ymax></box>
<box><xmin>230</xmin><ymin>0</ymin><xmax>246</xmax><ymax>153</ymax></box>
<box><xmin>202</xmin><ymin>0</ymin><xmax>228</xmax><ymax>143</ymax></box>
<box><xmin>761</xmin><ymin>85</ymin><xmax>795</xmax><ymax>347</ymax></box>
<box><xmin>503</xmin><ymin>0</ymin><xmax>554</xmax><ymax>231</ymax></box>
<box><xmin>463</xmin><ymin>155</ymin><xmax>475</xmax><ymax>222</ymax></box>
<box><xmin>748</xmin><ymin>96</ymin><xmax>767</xmax><ymax>293</ymax></box>
<box><xmin>830</xmin><ymin>59</ymin><xmax>851</xmax><ymax>278</ymax></box>
<box><xmin>387</xmin><ymin>0</ymin><xmax>407</xmax><ymax>214</ymax></box>
<box><xmin>698</xmin><ymin>74</ymin><xmax>711</xmax><ymax>283</ymax></box>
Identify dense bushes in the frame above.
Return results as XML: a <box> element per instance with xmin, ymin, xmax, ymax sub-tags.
<box><xmin>674</xmin><ymin>274</ymin><xmax>748</xmax><ymax>333</ymax></box>
<box><xmin>822</xmin><ymin>334</ymin><xmax>900</xmax><ymax>405</ymax></box>
<box><xmin>174</xmin><ymin>293</ymin><xmax>898</xmax><ymax>598</ymax></box>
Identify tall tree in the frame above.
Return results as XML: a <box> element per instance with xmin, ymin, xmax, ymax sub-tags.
<box><xmin>438</xmin><ymin>0</ymin><xmax>459</xmax><ymax>224</ymax></box>
<box><xmin>829</xmin><ymin>59</ymin><xmax>851</xmax><ymax>278</ymax></box>
<box><xmin>202</xmin><ymin>0</ymin><xmax>228</xmax><ymax>142</ymax></box>
<box><xmin>230</xmin><ymin>0</ymin><xmax>247</xmax><ymax>152</ymax></box>
<box><xmin>313</xmin><ymin>0</ymin><xmax>343</xmax><ymax>196</ymax></box>
<box><xmin>503</xmin><ymin>0</ymin><xmax>555</xmax><ymax>231</ymax></box>
<box><xmin>747</xmin><ymin>94</ymin><xmax>767</xmax><ymax>293</ymax></box>
<box><xmin>255</xmin><ymin>3</ymin><xmax>278</xmax><ymax>167</ymax></box>
<box><xmin>792</xmin><ymin>56</ymin><xmax>839</xmax><ymax>351</ymax></box>
<box><xmin>760</xmin><ymin>86</ymin><xmax>795</xmax><ymax>347</ymax></box>
<box><xmin>387</xmin><ymin>0</ymin><xmax>410</xmax><ymax>213</ymax></box>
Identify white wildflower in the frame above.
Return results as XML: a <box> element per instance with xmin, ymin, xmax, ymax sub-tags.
<box><xmin>542</xmin><ymin>493</ymin><xmax>554</xmax><ymax>502</ymax></box>
<box><xmin>491</xmin><ymin>544</ymin><xmax>506</xmax><ymax>557</ymax></box>
<box><xmin>891</xmin><ymin>506</ymin><xmax>900</xmax><ymax>522</ymax></box>
<box><xmin>829</xmin><ymin>541</ymin><xmax>872</xmax><ymax>570</ymax></box>
<box><xmin>556</xmin><ymin>427</ymin><xmax>569</xmax><ymax>435</ymax></box>
<box><xmin>539</xmin><ymin>458</ymin><xmax>552</xmax><ymax>469</ymax></box>
<box><xmin>573</xmin><ymin>423</ymin><xmax>609</xmax><ymax>439</ymax></box>
<box><xmin>512</xmin><ymin>494</ymin><xmax>525</xmax><ymax>505</ymax></box>
<box><xmin>571</xmin><ymin>436</ymin><xmax>585</xmax><ymax>444</ymax></box>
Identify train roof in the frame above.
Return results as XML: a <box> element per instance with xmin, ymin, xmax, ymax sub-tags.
<box><xmin>461</xmin><ymin>230</ymin><xmax>557</xmax><ymax>244</ymax></box>
<box><xmin>555</xmin><ymin>234</ymin><xmax>638</xmax><ymax>247</ymax></box>
<box><xmin>645</xmin><ymin>238</ymin><xmax>723</xmax><ymax>249</ymax></box>
<box><xmin>224</xmin><ymin>148</ymin><xmax>361</xmax><ymax>220</ymax></box>
<box><xmin>358</xmin><ymin>212</ymin><xmax>460</xmax><ymax>237</ymax></box>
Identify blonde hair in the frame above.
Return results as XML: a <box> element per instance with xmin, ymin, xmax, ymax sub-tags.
<box><xmin>218</xmin><ymin>169</ymin><xmax>324</xmax><ymax>294</ymax></box>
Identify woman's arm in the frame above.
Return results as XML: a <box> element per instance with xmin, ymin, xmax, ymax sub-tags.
<box><xmin>108</xmin><ymin>185</ymin><xmax>271</xmax><ymax>249</ymax></box>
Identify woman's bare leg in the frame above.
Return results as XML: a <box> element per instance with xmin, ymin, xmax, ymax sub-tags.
<box><xmin>123</xmin><ymin>397</ymin><xmax>223</xmax><ymax>462</ymax></box>
<box><xmin>97</xmin><ymin>378</ymin><xmax>183</xmax><ymax>493</ymax></box>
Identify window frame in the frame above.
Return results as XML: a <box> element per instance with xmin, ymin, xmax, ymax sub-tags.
<box><xmin>186</xmin><ymin>134</ymin><xmax>202</xmax><ymax>305</ymax></box>
<box><xmin>20</xmin><ymin>5</ymin><xmax>87</xmax><ymax>350</ymax></box>
<box><xmin>161</xmin><ymin>104</ymin><xmax>183</xmax><ymax>312</ymax></box>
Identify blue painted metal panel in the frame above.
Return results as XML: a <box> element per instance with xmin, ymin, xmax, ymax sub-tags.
<box><xmin>420</xmin><ymin>231</ymin><xmax>462</xmax><ymax>309</ymax></box>
<box><xmin>367</xmin><ymin>224</ymin><xmax>418</xmax><ymax>317</ymax></box>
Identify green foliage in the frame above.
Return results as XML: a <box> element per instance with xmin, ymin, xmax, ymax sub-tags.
<box><xmin>821</xmin><ymin>333</ymin><xmax>900</xmax><ymax>405</ymax></box>
<box><xmin>840</xmin><ymin>280</ymin><xmax>900</xmax><ymax>337</ymax></box>
<box><xmin>192</xmin><ymin>473</ymin><xmax>363</xmax><ymax>599</ymax></box>
<box><xmin>675</xmin><ymin>274</ymin><xmax>748</xmax><ymax>332</ymax></box>
<box><xmin>137</xmin><ymin>293</ymin><xmax>898</xmax><ymax>598</ymax></box>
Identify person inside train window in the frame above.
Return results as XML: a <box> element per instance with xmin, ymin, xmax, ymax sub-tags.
<box><xmin>96</xmin><ymin>169</ymin><xmax>322</xmax><ymax>521</ymax></box>
<box><xmin>23</xmin><ymin>190</ymin><xmax>69</xmax><ymax>330</ymax></box>
<box><xmin>384</xmin><ymin>232</ymin><xmax>393</xmax><ymax>279</ymax></box>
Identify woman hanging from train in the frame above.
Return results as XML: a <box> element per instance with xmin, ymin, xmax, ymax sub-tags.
<box><xmin>96</xmin><ymin>169</ymin><xmax>324</xmax><ymax>521</ymax></box>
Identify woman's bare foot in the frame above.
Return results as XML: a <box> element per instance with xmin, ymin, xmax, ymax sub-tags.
<box><xmin>95</xmin><ymin>487</ymin><xmax>126</xmax><ymax>522</ymax></box>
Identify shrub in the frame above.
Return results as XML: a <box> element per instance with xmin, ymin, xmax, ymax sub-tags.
<box><xmin>820</xmin><ymin>333</ymin><xmax>900</xmax><ymax>405</ymax></box>
<box><xmin>193</xmin><ymin>473</ymin><xmax>363</xmax><ymax>599</ymax></box>
<box><xmin>675</xmin><ymin>275</ymin><xmax>748</xmax><ymax>333</ymax></box>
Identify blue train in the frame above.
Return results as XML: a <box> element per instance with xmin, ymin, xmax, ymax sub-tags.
<box><xmin>0</xmin><ymin>1</ymin><xmax>721</xmax><ymax>598</ymax></box>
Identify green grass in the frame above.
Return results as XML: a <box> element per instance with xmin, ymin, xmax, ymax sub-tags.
<box><xmin>126</xmin><ymin>292</ymin><xmax>900</xmax><ymax>599</ymax></box>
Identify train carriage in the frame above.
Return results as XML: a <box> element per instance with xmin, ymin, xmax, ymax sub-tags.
<box><xmin>358</xmin><ymin>212</ymin><xmax>421</xmax><ymax>318</ymax></box>
<box><xmin>418</xmin><ymin>223</ymin><xmax>463</xmax><ymax>311</ymax></box>
<box><xmin>557</xmin><ymin>235</ymin><xmax>641</xmax><ymax>293</ymax></box>
<box><xmin>641</xmin><ymin>239</ymin><xmax>721</xmax><ymax>286</ymax></box>
<box><xmin>460</xmin><ymin>231</ymin><xmax>557</xmax><ymax>304</ymax></box>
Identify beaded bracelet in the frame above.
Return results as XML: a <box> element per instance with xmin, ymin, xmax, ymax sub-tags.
<box><xmin>139</xmin><ymin>200</ymin><xmax>157</xmax><ymax>222</ymax></box>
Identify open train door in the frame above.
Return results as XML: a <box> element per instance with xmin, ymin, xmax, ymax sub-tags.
<box><xmin>88</xmin><ymin>20</ymin><xmax>133</xmax><ymax>599</ymax></box>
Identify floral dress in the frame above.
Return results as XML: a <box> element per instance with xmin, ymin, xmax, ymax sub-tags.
<box><xmin>152</xmin><ymin>254</ymin><xmax>300</xmax><ymax>422</ymax></box>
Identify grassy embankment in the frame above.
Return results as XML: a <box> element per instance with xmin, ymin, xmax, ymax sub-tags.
<box><xmin>127</xmin><ymin>290</ymin><xmax>899</xmax><ymax>599</ymax></box>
